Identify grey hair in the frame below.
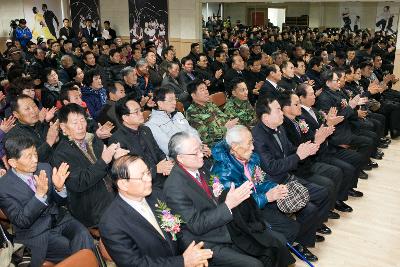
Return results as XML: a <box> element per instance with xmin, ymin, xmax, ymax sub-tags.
<box><xmin>225</xmin><ymin>125</ymin><xmax>249</xmax><ymax>147</ymax></box>
<box><xmin>120</xmin><ymin>66</ymin><xmax>135</xmax><ymax>77</ymax></box>
<box><xmin>136</xmin><ymin>58</ymin><xmax>147</xmax><ymax>68</ymax></box>
<box><xmin>168</xmin><ymin>131</ymin><xmax>201</xmax><ymax>160</ymax></box>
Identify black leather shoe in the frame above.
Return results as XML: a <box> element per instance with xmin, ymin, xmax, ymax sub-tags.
<box><xmin>359</xmin><ymin>170</ymin><xmax>369</xmax><ymax>179</ymax></box>
<box><xmin>317</xmin><ymin>224</ymin><xmax>332</xmax><ymax>235</ymax></box>
<box><xmin>369</xmin><ymin>161</ymin><xmax>379</xmax><ymax>168</ymax></box>
<box><xmin>378</xmin><ymin>143</ymin><xmax>388</xmax><ymax>149</ymax></box>
<box><xmin>371</xmin><ymin>151</ymin><xmax>384</xmax><ymax>160</ymax></box>
<box><xmin>315</xmin><ymin>235</ymin><xmax>325</xmax><ymax>243</ymax></box>
<box><xmin>335</xmin><ymin>200</ymin><xmax>353</xmax><ymax>212</ymax></box>
<box><xmin>348</xmin><ymin>188</ymin><xmax>363</xmax><ymax>197</ymax></box>
<box><xmin>293</xmin><ymin>244</ymin><xmax>318</xmax><ymax>262</ymax></box>
<box><xmin>328</xmin><ymin>210</ymin><xmax>340</xmax><ymax>219</ymax></box>
<box><xmin>380</xmin><ymin>137</ymin><xmax>391</xmax><ymax>144</ymax></box>
<box><xmin>363</xmin><ymin>164</ymin><xmax>372</xmax><ymax>171</ymax></box>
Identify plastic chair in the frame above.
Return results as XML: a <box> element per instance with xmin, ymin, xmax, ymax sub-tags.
<box><xmin>210</xmin><ymin>92</ymin><xmax>226</xmax><ymax>107</ymax></box>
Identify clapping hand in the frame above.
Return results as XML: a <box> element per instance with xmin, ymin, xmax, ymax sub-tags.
<box><xmin>46</xmin><ymin>119</ymin><xmax>60</xmax><ymax>146</ymax></box>
<box><xmin>266</xmin><ymin>184</ymin><xmax>288</xmax><ymax>202</ymax></box>
<box><xmin>34</xmin><ymin>170</ymin><xmax>49</xmax><ymax>198</ymax></box>
<box><xmin>96</xmin><ymin>121</ymin><xmax>115</xmax><ymax>139</ymax></box>
<box><xmin>156</xmin><ymin>159</ymin><xmax>174</xmax><ymax>176</ymax></box>
<box><xmin>45</xmin><ymin>107</ymin><xmax>57</xmax><ymax>122</ymax></box>
<box><xmin>183</xmin><ymin>241</ymin><xmax>213</xmax><ymax>267</ymax></box>
<box><xmin>52</xmin><ymin>162</ymin><xmax>70</xmax><ymax>191</ymax></box>
<box><xmin>225</xmin><ymin>181</ymin><xmax>253</xmax><ymax>210</ymax></box>
<box><xmin>296</xmin><ymin>141</ymin><xmax>319</xmax><ymax>160</ymax></box>
<box><xmin>0</xmin><ymin>116</ymin><xmax>16</xmax><ymax>133</ymax></box>
<box><xmin>225</xmin><ymin>118</ymin><xmax>239</xmax><ymax>129</ymax></box>
<box><xmin>101</xmin><ymin>143</ymin><xmax>120</xmax><ymax>164</ymax></box>
<box><xmin>314</xmin><ymin>125</ymin><xmax>334</xmax><ymax>145</ymax></box>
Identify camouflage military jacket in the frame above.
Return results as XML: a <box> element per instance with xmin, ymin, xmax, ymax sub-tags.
<box><xmin>224</xmin><ymin>97</ymin><xmax>257</xmax><ymax>127</ymax></box>
<box><xmin>186</xmin><ymin>102</ymin><xmax>229</xmax><ymax>147</ymax></box>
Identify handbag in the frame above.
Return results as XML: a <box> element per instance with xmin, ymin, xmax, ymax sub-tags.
<box><xmin>0</xmin><ymin>224</ymin><xmax>12</xmax><ymax>267</ymax></box>
<box><xmin>276</xmin><ymin>175</ymin><xmax>310</xmax><ymax>213</ymax></box>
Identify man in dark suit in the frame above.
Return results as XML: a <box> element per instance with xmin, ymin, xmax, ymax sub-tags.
<box><xmin>161</xmin><ymin>62</ymin><xmax>190</xmax><ymax>108</ymax></box>
<box><xmin>42</xmin><ymin>4</ymin><xmax>59</xmax><ymax>38</ymax></box>
<box><xmin>5</xmin><ymin>95</ymin><xmax>59</xmax><ymax>162</ymax></box>
<box><xmin>110</xmin><ymin>96</ymin><xmax>174</xmax><ymax>189</ymax></box>
<box><xmin>81</xmin><ymin>19</ymin><xmax>97</xmax><ymax>46</ymax></box>
<box><xmin>280</xmin><ymin>91</ymin><xmax>353</xmax><ymax>214</ymax></box>
<box><xmin>0</xmin><ymin>136</ymin><xmax>94</xmax><ymax>267</ymax></box>
<box><xmin>99</xmin><ymin>154</ymin><xmax>213</xmax><ymax>267</ymax></box>
<box><xmin>296</xmin><ymin>83</ymin><xmax>365</xmax><ymax>197</ymax></box>
<box><xmin>258</xmin><ymin>64</ymin><xmax>286</xmax><ymax>101</ymax></box>
<box><xmin>164</xmin><ymin>132</ymin><xmax>264</xmax><ymax>267</ymax></box>
<box><xmin>179</xmin><ymin>57</ymin><xmax>198</xmax><ymax>93</ymax></box>
<box><xmin>52</xmin><ymin>104</ymin><xmax>125</xmax><ymax>227</ymax></box>
<box><xmin>315</xmin><ymin>70</ymin><xmax>377</xmax><ymax>172</ymax></box>
<box><xmin>59</xmin><ymin>18</ymin><xmax>76</xmax><ymax>41</ymax></box>
<box><xmin>223</xmin><ymin>54</ymin><xmax>245</xmax><ymax>92</ymax></box>
<box><xmin>252</xmin><ymin>98</ymin><xmax>331</xmax><ymax>261</ymax></box>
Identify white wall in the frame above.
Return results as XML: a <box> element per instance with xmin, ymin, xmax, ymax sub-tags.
<box><xmin>100</xmin><ymin>0</ymin><xmax>129</xmax><ymax>37</ymax></box>
<box><xmin>202</xmin><ymin>3</ymin><xmax>221</xmax><ymax>20</ymax></box>
<box><xmin>268</xmin><ymin>8</ymin><xmax>286</xmax><ymax>29</ymax></box>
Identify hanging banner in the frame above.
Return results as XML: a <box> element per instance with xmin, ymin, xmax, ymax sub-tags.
<box><xmin>339</xmin><ymin>3</ymin><xmax>362</xmax><ymax>32</ymax></box>
<box><xmin>375</xmin><ymin>3</ymin><xmax>399</xmax><ymax>34</ymax></box>
<box><xmin>70</xmin><ymin>0</ymin><xmax>101</xmax><ymax>36</ymax></box>
<box><xmin>129</xmin><ymin>0</ymin><xmax>168</xmax><ymax>54</ymax></box>
<box><xmin>23</xmin><ymin>0</ymin><xmax>62</xmax><ymax>41</ymax></box>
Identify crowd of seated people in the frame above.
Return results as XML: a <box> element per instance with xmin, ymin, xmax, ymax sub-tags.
<box><xmin>0</xmin><ymin>15</ymin><xmax>399</xmax><ymax>267</ymax></box>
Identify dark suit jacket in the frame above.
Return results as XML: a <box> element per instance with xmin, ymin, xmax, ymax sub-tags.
<box><xmin>258</xmin><ymin>80</ymin><xmax>284</xmax><ymax>101</ymax></box>
<box><xmin>81</xmin><ymin>27</ymin><xmax>97</xmax><ymax>44</ymax></box>
<box><xmin>59</xmin><ymin>27</ymin><xmax>76</xmax><ymax>40</ymax></box>
<box><xmin>224</xmin><ymin>68</ymin><xmax>244</xmax><ymax>92</ymax></box>
<box><xmin>252</xmin><ymin>122</ymin><xmax>300</xmax><ymax>184</ymax></box>
<box><xmin>315</xmin><ymin>87</ymin><xmax>355</xmax><ymax>146</ymax></box>
<box><xmin>161</xmin><ymin>75</ymin><xmax>190</xmax><ymax>108</ymax></box>
<box><xmin>4</xmin><ymin>121</ymin><xmax>52</xmax><ymax>162</ymax></box>
<box><xmin>99</xmin><ymin>191</ymin><xmax>184</xmax><ymax>267</ymax></box>
<box><xmin>109</xmin><ymin>125</ymin><xmax>167</xmax><ymax>188</ymax></box>
<box><xmin>278</xmin><ymin>76</ymin><xmax>297</xmax><ymax>92</ymax></box>
<box><xmin>0</xmin><ymin>163</ymin><xmax>67</xmax><ymax>265</ymax></box>
<box><xmin>163</xmin><ymin>164</ymin><xmax>232</xmax><ymax>248</ymax></box>
<box><xmin>51</xmin><ymin>135</ymin><xmax>114</xmax><ymax>227</ymax></box>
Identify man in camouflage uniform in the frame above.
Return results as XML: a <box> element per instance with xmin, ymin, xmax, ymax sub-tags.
<box><xmin>186</xmin><ymin>79</ymin><xmax>238</xmax><ymax>147</ymax></box>
<box><xmin>224</xmin><ymin>78</ymin><xmax>257</xmax><ymax>127</ymax></box>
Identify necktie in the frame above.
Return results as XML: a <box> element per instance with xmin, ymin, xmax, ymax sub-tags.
<box><xmin>27</xmin><ymin>176</ymin><xmax>36</xmax><ymax>192</ymax></box>
<box><xmin>308</xmin><ymin>108</ymin><xmax>319</xmax><ymax>123</ymax></box>
<box><xmin>294</xmin><ymin>121</ymin><xmax>301</xmax><ymax>134</ymax></box>
<box><xmin>273</xmin><ymin>133</ymin><xmax>284</xmax><ymax>152</ymax></box>
<box><xmin>140</xmin><ymin>200</ymin><xmax>164</xmax><ymax>238</ymax></box>
<box><xmin>195</xmin><ymin>172</ymin><xmax>201</xmax><ymax>183</ymax></box>
<box><xmin>188</xmin><ymin>73</ymin><xmax>195</xmax><ymax>80</ymax></box>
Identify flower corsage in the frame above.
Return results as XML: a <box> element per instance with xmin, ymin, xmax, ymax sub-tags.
<box><xmin>209</xmin><ymin>175</ymin><xmax>224</xmax><ymax>198</ymax></box>
<box><xmin>155</xmin><ymin>200</ymin><xmax>183</xmax><ymax>241</ymax></box>
<box><xmin>297</xmin><ymin>119</ymin><xmax>309</xmax><ymax>133</ymax></box>
<box><xmin>252</xmin><ymin>166</ymin><xmax>265</xmax><ymax>185</ymax></box>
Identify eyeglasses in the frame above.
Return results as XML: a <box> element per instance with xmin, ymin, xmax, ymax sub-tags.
<box><xmin>332</xmin><ymin>79</ymin><xmax>340</xmax><ymax>82</ymax></box>
<box><xmin>180</xmin><ymin>148</ymin><xmax>204</xmax><ymax>157</ymax></box>
<box><xmin>127</xmin><ymin>168</ymin><xmax>152</xmax><ymax>181</ymax></box>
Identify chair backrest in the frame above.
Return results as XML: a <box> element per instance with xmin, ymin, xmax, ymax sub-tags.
<box><xmin>99</xmin><ymin>238</ymin><xmax>113</xmax><ymax>262</ymax></box>
<box><xmin>176</xmin><ymin>101</ymin><xmax>185</xmax><ymax>113</ymax></box>
<box><xmin>56</xmin><ymin>249</ymin><xmax>98</xmax><ymax>267</ymax></box>
<box><xmin>210</xmin><ymin>92</ymin><xmax>226</xmax><ymax>107</ymax></box>
<box><xmin>143</xmin><ymin>110</ymin><xmax>151</xmax><ymax>122</ymax></box>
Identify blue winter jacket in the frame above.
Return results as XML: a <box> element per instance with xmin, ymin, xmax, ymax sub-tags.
<box><xmin>15</xmin><ymin>26</ymin><xmax>32</xmax><ymax>47</ymax></box>
<box><xmin>81</xmin><ymin>86</ymin><xmax>107</xmax><ymax>121</ymax></box>
<box><xmin>211</xmin><ymin>140</ymin><xmax>277</xmax><ymax>209</ymax></box>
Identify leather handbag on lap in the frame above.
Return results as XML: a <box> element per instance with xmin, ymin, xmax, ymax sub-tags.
<box><xmin>276</xmin><ymin>174</ymin><xmax>310</xmax><ymax>213</ymax></box>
